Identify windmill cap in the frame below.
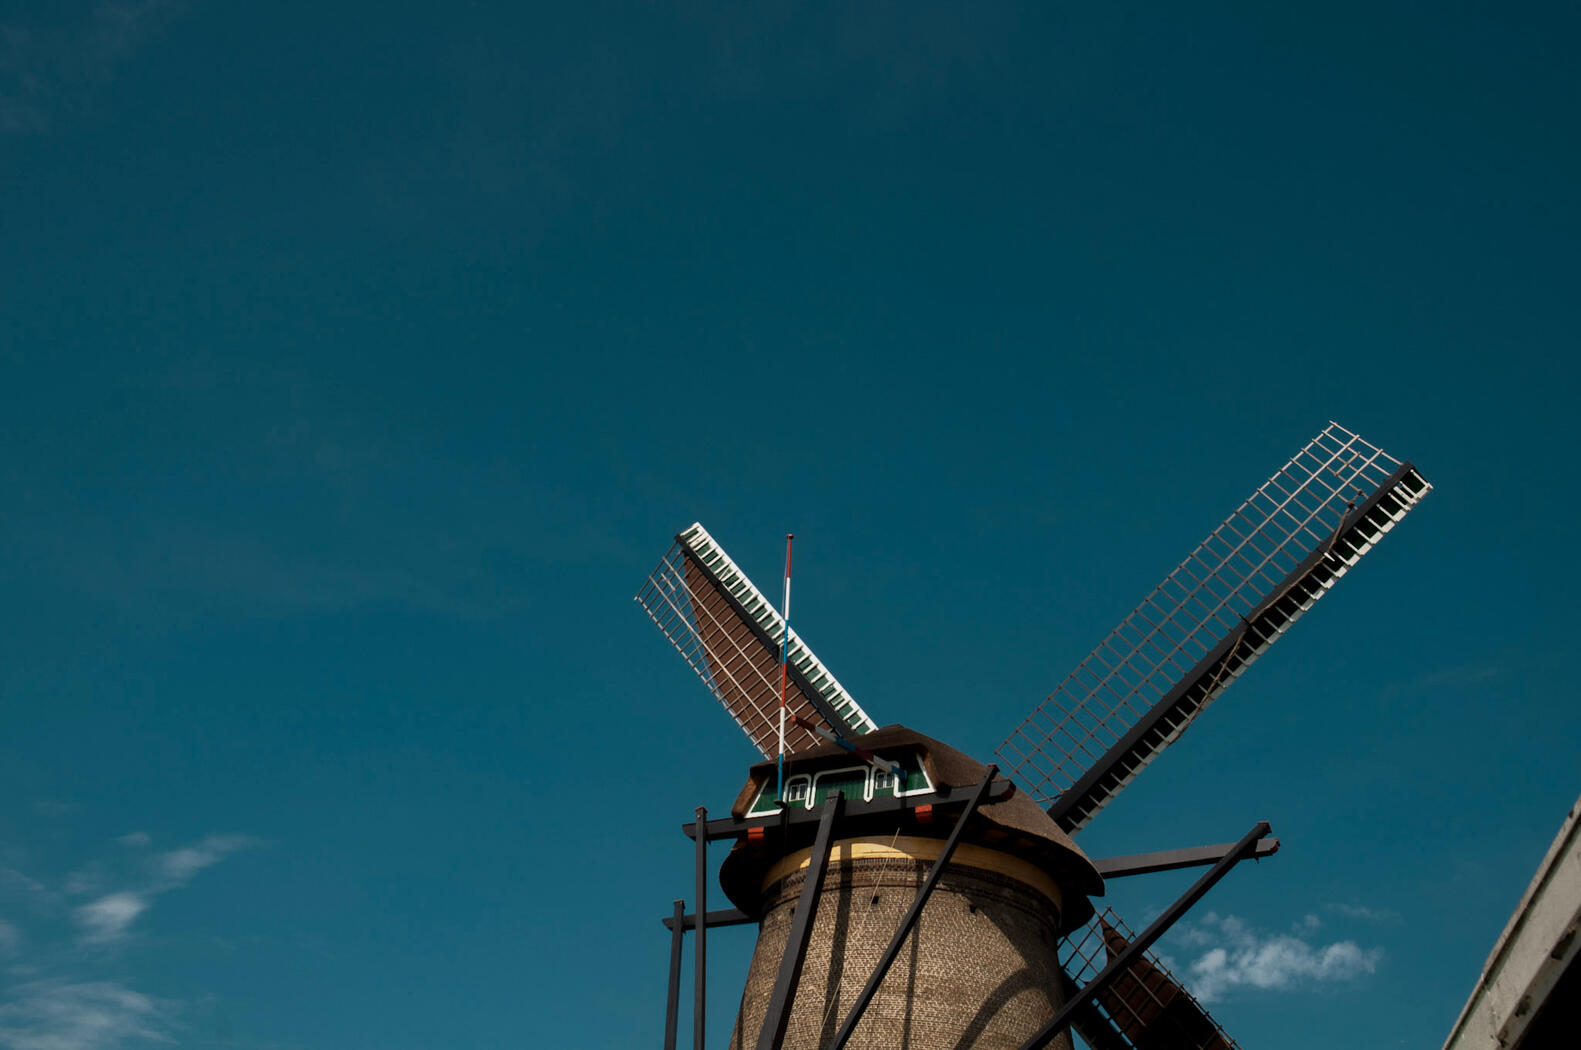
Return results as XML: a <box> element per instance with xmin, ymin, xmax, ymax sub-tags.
<box><xmin>720</xmin><ymin>724</ymin><xmax>1104</xmax><ymax>932</ymax></box>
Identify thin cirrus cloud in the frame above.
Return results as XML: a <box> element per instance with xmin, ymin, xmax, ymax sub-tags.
<box><xmin>1167</xmin><ymin>911</ymin><xmax>1384</xmax><ymax>1003</ymax></box>
<box><xmin>153</xmin><ymin>834</ymin><xmax>256</xmax><ymax>887</ymax></box>
<box><xmin>0</xmin><ymin>0</ymin><xmax>190</xmax><ymax>134</ymax></box>
<box><xmin>1325</xmin><ymin>901</ymin><xmax>1401</xmax><ymax>924</ymax></box>
<box><xmin>0</xmin><ymin>980</ymin><xmax>173</xmax><ymax>1050</ymax></box>
<box><xmin>1</xmin><ymin>830</ymin><xmax>256</xmax><ymax>1049</ymax></box>
<box><xmin>73</xmin><ymin>893</ymin><xmax>149</xmax><ymax>946</ymax></box>
<box><xmin>71</xmin><ymin>833</ymin><xmax>258</xmax><ymax>946</ymax></box>
<box><xmin>0</xmin><ymin>920</ymin><xmax>20</xmax><ymax>958</ymax></box>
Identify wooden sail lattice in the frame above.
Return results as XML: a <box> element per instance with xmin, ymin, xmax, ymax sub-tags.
<box><xmin>998</xmin><ymin>423</ymin><xmax>1431</xmax><ymax>831</ymax></box>
<box><xmin>636</xmin><ymin>523</ymin><xmax>877</xmax><ymax>759</ymax></box>
<box><xmin>1061</xmin><ymin>908</ymin><xmax>1240</xmax><ymax>1050</ymax></box>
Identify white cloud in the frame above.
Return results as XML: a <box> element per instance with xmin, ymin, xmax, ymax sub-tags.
<box><xmin>0</xmin><ymin>922</ymin><xmax>20</xmax><ymax>958</ymax></box>
<box><xmin>64</xmin><ymin>834</ymin><xmax>258</xmax><ymax>947</ymax></box>
<box><xmin>1173</xmin><ymin>912</ymin><xmax>1383</xmax><ymax>1003</ymax></box>
<box><xmin>29</xmin><ymin>803</ymin><xmax>76</xmax><ymax>820</ymax></box>
<box><xmin>153</xmin><ymin>835</ymin><xmax>256</xmax><ymax>887</ymax></box>
<box><xmin>62</xmin><ymin>867</ymin><xmax>105</xmax><ymax>898</ymax></box>
<box><xmin>1325</xmin><ymin>902</ymin><xmax>1399</xmax><ymax>924</ymax></box>
<box><xmin>0</xmin><ymin>868</ymin><xmax>50</xmax><ymax>906</ymax></box>
<box><xmin>1382</xmin><ymin>661</ymin><xmax>1498</xmax><ymax>702</ymax></box>
<box><xmin>74</xmin><ymin>893</ymin><xmax>149</xmax><ymax>945</ymax></box>
<box><xmin>0</xmin><ymin>979</ymin><xmax>174</xmax><ymax>1050</ymax></box>
<box><xmin>0</xmin><ymin>827</ymin><xmax>252</xmax><ymax>1049</ymax></box>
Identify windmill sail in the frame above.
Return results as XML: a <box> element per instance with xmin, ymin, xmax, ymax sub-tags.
<box><xmin>1057</xmin><ymin>967</ymin><xmax>1134</xmax><ymax>1050</ymax></box>
<box><xmin>636</xmin><ymin>522</ymin><xmax>879</xmax><ymax>758</ymax></box>
<box><xmin>998</xmin><ymin>423</ymin><xmax>1431</xmax><ymax>833</ymax></box>
<box><xmin>1061</xmin><ymin>910</ymin><xmax>1241</xmax><ymax>1050</ymax></box>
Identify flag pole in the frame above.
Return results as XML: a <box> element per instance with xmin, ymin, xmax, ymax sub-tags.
<box><xmin>777</xmin><ymin>533</ymin><xmax>794</xmax><ymax>801</ymax></box>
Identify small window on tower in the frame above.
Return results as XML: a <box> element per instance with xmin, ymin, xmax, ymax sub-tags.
<box><xmin>873</xmin><ymin>771</ymin><xmax>897</xmax><ymax>793</ymax></box>
<box><xmin>784</xmin><ymin>779</ymin><xmax>809</xmax><ymax>803</ymax></box>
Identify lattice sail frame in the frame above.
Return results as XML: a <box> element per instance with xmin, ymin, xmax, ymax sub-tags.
<box><xmin>1061</xmin><ymin>909</ymin><xmax>1240</xmax><ymax>1050</ymax></box>
<box><xmin>636</xmin><ymin>522</ymin><xmax>879</xmax><ymax>759</ymax></box>
<box><xmin>998</xmin><ymin>423</ymin><xmax>1432</xmax><ymax>830</ymax></box>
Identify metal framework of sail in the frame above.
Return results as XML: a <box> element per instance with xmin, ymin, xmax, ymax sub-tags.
<box><xmin>1060</xmin><ymin>909</ymin><xmax>1241</xmax><ymax>1050</ymax></box>
<box><xmin>998</xmin><ymin>423</ymin><xmax>1432</xmax><ymax>833</ymax></box>
<box><xmin>636</xmin><ymin>522</ymin><xmax>879</xmax><ymax>759</ymax></box>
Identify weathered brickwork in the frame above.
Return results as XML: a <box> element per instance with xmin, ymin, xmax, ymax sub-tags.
<box><xmin>730</xmin><ymin>854</ymin><xmax>1074</xmax><ymax>1050</ymax></box>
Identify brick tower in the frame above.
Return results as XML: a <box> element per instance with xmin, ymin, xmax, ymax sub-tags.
<box><xmin>717</xmin><ymin>727</ymin><xmax>1103</xmax><ymax>1050</ymax></box>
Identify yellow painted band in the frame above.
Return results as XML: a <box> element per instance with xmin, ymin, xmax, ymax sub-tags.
<box><xmin>761</xmin><ymin>835</ymin><xmax>1063</xmax><ymax>912</ymax></box>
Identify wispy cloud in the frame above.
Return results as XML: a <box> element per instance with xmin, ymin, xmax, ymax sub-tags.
<box><xmin>0</xmin><ymin>868</ymin><xmax>58</xmax><ymax>915</ymax></box>
<box><xmin>1325</xmin><ymin>901</ymin><xmax>1400</xmax><ymax>924</ymax></box>
<box><xmin>1381</xmin><ymin>661</ymin><xmax>1498</xmax><ymax>702</ymax></box>
<box><xmin>1169</xmin><ymin>912</ymin><xmax>1383</xmax><ymax>1003</ymax></box>
<box><xmin>70</xmin><ymin>834</ymin><xmax>258</xmax><ymax>945</ymax></box>
<box><xmin>0</xmin><ymin>979</ymin><xmax>174</xmax><ymax>1050</ymax></box>
<box><xmin>152</xmin><ymin>835</ymin><xmax>256</xmax><ymax>889</ymax></box>
<box><xmin>63</xmin><ymin>866</ymin><xmax>106</xmax><ymax>899</ymax></box>
<box><xmin>30</xmin><ymin>802</ymin><xmax>77</xmax><ymax>820</ymax></box>
<box><xmin>13</xmin><ymin>490</ymin><xmax>538</xmax><ymax>626</ymax></box>
<box><xmin>0</xmin><ymin>826</ymin><xmax>255</xmax><ymax>1049</ymax></box>
<box><xmin>0</xmin><ymin>1</ymin><xmax>189</xmax><ymax>134</ymax></box>
<box><xmin>0</xmin><ymin>923</ymin><xmax>20</xmax><ymax>958</ymax></box>
<box><xmin>0</xmin><ymin>869</ymin><xmax>48</xmax><ymax>901</ymax></box>
<box><xmin>74</xmin><ymin>893</ymin><xmax>149</xmax><ymax>946</ymax></box>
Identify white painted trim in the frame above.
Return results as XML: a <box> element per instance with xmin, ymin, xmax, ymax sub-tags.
<box><xmin>813</xmin><ymin>765</ymin><xmax>874</xmax><ymax>804</ymax></box>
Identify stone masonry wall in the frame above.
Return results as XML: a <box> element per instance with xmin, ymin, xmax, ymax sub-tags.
<box><xmin>730</xmin><ymin>855</ymin><xmax>1073</xmax><ymax>1050</ymax></box>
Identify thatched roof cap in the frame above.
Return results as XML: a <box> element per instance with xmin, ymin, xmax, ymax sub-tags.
<box><xmin>720</xmin><ymin>724</ymin><xmax>1104</xmax><ymax>931</ymax></box>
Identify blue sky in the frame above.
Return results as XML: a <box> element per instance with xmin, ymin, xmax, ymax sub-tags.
<box><xmin>1</xmin><ymin>2</ymin><xmax>1577</xmax><ymax>1048</ymax></box>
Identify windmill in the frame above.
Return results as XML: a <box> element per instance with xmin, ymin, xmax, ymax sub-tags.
<box><xmin>636</xmin><ymin>422</ymin><xmax>1431</xmax><ymax>1050</ymax></box>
